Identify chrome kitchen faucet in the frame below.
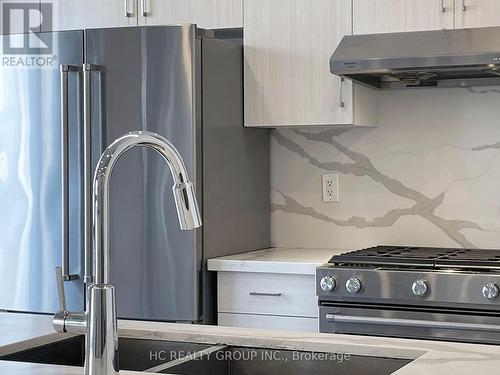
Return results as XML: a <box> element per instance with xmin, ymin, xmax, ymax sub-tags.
<box><xmin>53</xmin><ymin>130</ymin><xmax>202</xmax><ymax>375</ymax></box>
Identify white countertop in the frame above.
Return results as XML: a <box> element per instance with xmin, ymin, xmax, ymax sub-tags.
<box><xmin>0</xmin><ymin>313</ymin><xmax>66</xmax><ymax>356</ymax></box>
<box><xmin>207</xmin><ymin>247</ymin><xmax>343</xmax><ymax>275</ymax></box>
<box><xmin>0</xmin><ymin>312</ymin><xmax>499</xmax><ymax>374</ymax></box>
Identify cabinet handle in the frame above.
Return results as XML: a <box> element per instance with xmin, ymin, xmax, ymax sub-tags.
<box><xmin>462</xmin><ymin>0</ymin><xmax>467</xmax><ymax>11</ymax></box>
<box><xmin>441</xmin><ymin>0</ymin><xmax>445</xmax><ymax>12</ymax></box>
<box><xmin>339</xmin><ymin>77</ymin><xmax>345</xmax><ymax>108</ymax></box>
<box><xmin>124</xmin><ymin>0</ymin><xmax>133</xmax><ymax>17</ymax></box>
<box><xmin>59</xmin><ymin>64</ymin><xmax>80</xmax><ymax>282</ymax></box>
<box><xmin>249</xmin><ymin>292</ymin><xmax>282</xmax><ymax>297</ymax></box>
<box><xmin>141</xmin><ymin>0</ymin><xmax>149</xmax><ymax>17</ymax></box>
<box><xmin>327</xmin><ymin>314</ymin><xmax>500</xmax><ymax>332</ymax></box>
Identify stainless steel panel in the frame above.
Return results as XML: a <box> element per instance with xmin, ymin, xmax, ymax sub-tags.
<box><xmin>0</xmin><ymin>31</ymin><xmax>84</xmax><ymax>313</ymax></box>
<box><xmin>317</xmin><ymin>266</ymin><xmax>500</xmax><ymax>310</ymax></box>
<box><xmin>320</xmin><ymin>305</ymin><xmax>500</xmax><ymax>344</ymax></box>
<box><xmin>85</xmin><ymin>26</ymin><xmax>200</xmax><ymax>321</ymax></box>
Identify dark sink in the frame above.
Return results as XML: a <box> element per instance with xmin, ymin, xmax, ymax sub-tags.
<box><xmin>160</xmin><ymin>346</ymin><xmax>413</xmax><ymax>375</ymax></box>
<box><xmin>0</xmin><ymin>337</ymin><xmax>413</xmax><ymax>374</ymax></box>
<box><xmin>0</xmin><ymin>336</ymin><xmax>212</xmax><ymax>372</ymax></box>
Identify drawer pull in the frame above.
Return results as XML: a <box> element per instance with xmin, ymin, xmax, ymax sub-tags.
<box><xmin>327</xmin><ymin>314</ymin><xmax>500</xmax><ymax>332</ymax></box>
<box><xmin>249</xmin><ymin>292</ymin><xmax>282</xmax><ymax>297</ymax></box>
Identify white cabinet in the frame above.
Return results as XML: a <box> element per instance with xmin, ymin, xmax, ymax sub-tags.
<box><xmin>244</xmin><ymin>0</ymin><xmax>378</xmax><ymax>128</ymax></box>
<box><xmin>218</xmin><ymin>313</ymin><xmax>318</xmax><ymax>332</ymax></box>
<box><xmin>407</xmin><ymin>0</ymin><xmax>455</xmax><ymax>31</ymax></box>
<box><xmin>353</xmin><ymin>0</ymin><xmax>408</xmax><ymax>34</ymax></box>
<box><xmin>217</xmin><ymin>271</ymin><xmax>319</xmax><ymax>332</ymax></box>
<box><xmin>138</xmin><ymin>0</ymin><xmax>243</xmax><ymax>29</ymax></box>
<box><xmin>43</xmin><ymin>0</ymin><xmax>136</xmax><ymax>31</ymax></box>
<box><xmin>353</xmin><ymin>0</ymin><xmax>454</xmax><ymax>34</ymax></box>
<box><xmin>455</xmin><ymin>0</ymin><xmax>500</xmax><ymax>28</ymax></box>
<box><xmin>43</xmin><ymin>0</ymin><xmax>242</xmax><ymax>32</ymax></box>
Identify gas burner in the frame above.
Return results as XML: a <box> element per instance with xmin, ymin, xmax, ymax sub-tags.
<box><xmin>328</xmin><ymin>245</ymin><xmax>500</xmax><ymax>270</ymax></box>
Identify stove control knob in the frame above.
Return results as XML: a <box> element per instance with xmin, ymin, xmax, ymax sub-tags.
<box><xmin>412</xmin><ymin>280</ymin><xmax>430</xmax><ymax>296</ymax></box>
<box><xmin>482</xmin><ymin>283</ymin><xmax>499</xmax><ymax>300</ymax></box>
<box><xmin>346</xmin><ymin>277</ymin><xmax>362</xmax><ymax>294</ymax></box>
<box><xmin>320</xmin><ymin>276</ymin><xmax>336</xmax><ymax>293</ymax></box>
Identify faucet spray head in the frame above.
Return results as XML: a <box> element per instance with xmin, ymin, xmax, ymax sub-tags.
<box><xmin>173</xmin><ymin>181</ymin><xmax>202</xmax><ymax>230</ymax></box>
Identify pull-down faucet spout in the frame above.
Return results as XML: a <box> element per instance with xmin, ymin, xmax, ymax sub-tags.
<box><xmin>92</xmin><ymin>131</ymin><xmax>202</xmax><ymax>285</ymax></box>
<box><xmin>54</xmin><ymin>130</ymin><xmax>202</xmax><ymax>375</ymax></box>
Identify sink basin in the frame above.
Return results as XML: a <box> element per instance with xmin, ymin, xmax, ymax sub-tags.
<box><xmin>0</xmin><ymin>336</ymin><xmax>413</xmax><ymax>374</ymax></box>
<box><xmin>0</xmin><ymin>336</ymin><xmax>212</xmax><ymax>372</ymax></box>
<box><xmin>163</xmin><ymin>346</ymin><xmax>412</xmax><ymax>375</ymax></box>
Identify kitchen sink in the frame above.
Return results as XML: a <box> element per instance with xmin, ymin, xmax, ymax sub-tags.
<box><xmin>0</xmin><ymin>336</ymin><xmax>212</xmax><ymax>372</ymax></box>
<box><xmin>161</xmin><ymin>346</ymin><xmax>413</xmax><ymax>375</ymax></box>
<box><xmin>0</xmin><ymin>336</ymin><xmax>413</xmax><ymax>374</ymax></box>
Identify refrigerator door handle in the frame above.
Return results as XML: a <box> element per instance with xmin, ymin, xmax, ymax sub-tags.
<box><xmin>60</xmin><ymin>64</ymin><xmax>80</xmax><ymax>282</ymax></box>
<box><xmin>82</xmin><ymin>63</ymin><xmax>105</xmax><ymax>285</ymax></box>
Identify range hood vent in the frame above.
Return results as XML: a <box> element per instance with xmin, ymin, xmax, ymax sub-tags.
<box><xmin>330</xmin><ymin>27</ymin><xmax>500</xmax><ymax>89</ymax></box>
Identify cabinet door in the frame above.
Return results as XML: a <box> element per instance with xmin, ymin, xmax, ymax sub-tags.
<box><xmin>45</xmin><ymin>0</ymin><xmax>137</xmax><ymax>31</ymax></box>
<box><xmin>407</xmin><ymin>0</ymin><xmax>454</xmax><ymax>30</ymax></box>
<box><xmin>0</xmin><ymin>0</ymin><xmax>40</xmax><ymax>34</ymax></box>
<box><xmin>138</xmin><ymin>0</ymin><xmax>243</xmax><ymax>28</ymax></box>
<box><xmin>354</xmin><ymin>0</ymin><xmax>454</xmax><ymax>34</ymax></box>
<box><xmin>353</xmin><ymin>0</ymin><xmax>407</xmax><ymax>34</ymax></box>
<box><xmin>455</xmin><ymin>0</ymin><xmax>500</xmax><ymax>28</ymax></box>
<box><xmin>244</xmin><ymin>0</ymin><xmax>353</xmax><ymax>127</ymax></box>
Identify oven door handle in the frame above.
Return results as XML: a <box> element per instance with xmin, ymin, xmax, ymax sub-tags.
<box><xmin>326</xmin><ymin>314</ymin><xmax>500</xmax><ymax>332</ymax></box>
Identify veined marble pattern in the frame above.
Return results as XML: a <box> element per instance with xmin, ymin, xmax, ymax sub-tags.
<box><xmin>271</xmin><ymin>87</ymin><xmax>500</xmax><ymax>249</ymax></box>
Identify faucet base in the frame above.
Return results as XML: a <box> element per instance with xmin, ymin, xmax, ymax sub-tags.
<box><xmin>86</xmin><ymin>284</ymin><xmax>119</xmax><ymax>375</ymax></box>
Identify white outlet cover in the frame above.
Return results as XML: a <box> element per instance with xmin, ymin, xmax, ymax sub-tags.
<box><xmin>322</xmin><ymin>173</ymin><xmax>340</xmax><ymax>202</ymax></box>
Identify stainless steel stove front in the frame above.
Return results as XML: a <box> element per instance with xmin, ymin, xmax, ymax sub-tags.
<box><xmin>316</xmin><ymin>266</ymin><xmax>500</xmax><ymax>310</ymax></box>
<box><xmin>319</xmin><ymin>303</ymin><xmax>500</xmax><ymax>344</ymax></box>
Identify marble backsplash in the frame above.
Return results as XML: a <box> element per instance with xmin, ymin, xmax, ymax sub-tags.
<box><xmin>271</xmin><ymin>86</ymin><xmax>500</xmax><ymax>250</ymax></box>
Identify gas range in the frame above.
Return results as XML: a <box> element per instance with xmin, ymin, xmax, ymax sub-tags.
<box><xmin>316</xmin><ymin>246</ymin><xmax>500</xmax><ymax>344</ymax></box>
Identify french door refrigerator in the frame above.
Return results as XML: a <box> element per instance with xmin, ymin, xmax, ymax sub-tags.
<box><xmin>0</xmin><ymin>25</ymin><xmax>270</xmax><ymax>323</ymax></box>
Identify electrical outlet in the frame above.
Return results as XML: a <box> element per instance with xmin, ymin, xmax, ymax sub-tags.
<box><xmin>322</xmin><ymin>174</ymin><xmax>340</xmax><ymax>202</ymax></box>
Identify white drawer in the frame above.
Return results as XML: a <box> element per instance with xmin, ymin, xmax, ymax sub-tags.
<box><xmin>217</xmin><ymin>272</ymin><xmax>318</xmax><ymax>318</ymax></box>
<box><xmin>218</xmin><ymin>313</ymin><xmax>318</xmax><ymax>332</ymax></box>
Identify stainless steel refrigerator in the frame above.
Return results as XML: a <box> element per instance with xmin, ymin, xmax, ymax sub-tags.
<box><xmin>0</xmin><ymin>25</ymin><xmax>270</xmax><ymax>323</ymax></box>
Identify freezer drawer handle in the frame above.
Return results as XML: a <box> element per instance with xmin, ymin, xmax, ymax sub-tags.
<box><xmin>326</xmin><ymin>314</ymin><xmax>500</xmax><ymax>332</ymax></box>
<box><xmin>249</xmin><ymin>292</ymin><xmax>283</xmax><ymax>297</ymax></box>
<box><xmin>82</xmin><ymin>63</ymin><xmax>106</xmax><ymax>285</ymax></box>
<box><xmin>59</xmin><ymin>64</ymin><xmax>80</xmax><ymax>282</ymax></box>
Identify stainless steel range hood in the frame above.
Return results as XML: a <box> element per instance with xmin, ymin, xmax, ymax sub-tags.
<box><xmin>330</xmin><ymin>27</ymin><xmax>500</xmax><ymax>89</ymax></box>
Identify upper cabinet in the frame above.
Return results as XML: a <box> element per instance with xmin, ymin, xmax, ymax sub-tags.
<box><xmin>244</xmin><ymin>0</ymin><xmax>378</xmax><ymax>127</ymax></box>
<box><xmin>42</xmin><ymin>0</ymin><xmax>242</xmax><ymax>31</ymax></box>
<box><xmin>353</xmin><ymin>0</ymin><xmax>500</xmax><ymax>35</ymax></box>
<box><xmin>46</xmin><ymin>0</ymin><xmax>137</xmax><ymax>31</ymax></box>
<box><xmin>353</xmin><ymin>0</ymin><xmax>409</xmax><ymax>34</ymax></box>
<box><xmin>353</xmin><ymin>0</ymin><xmax>454</xmax><ymax>34</ymax></box>
<box><xmin>138</xmin><ymin>0</ymin><xmax>243</xmax><ymax>29</ymax></box>
<box><xmin>455</xmin><ymin>0</ymin><xmax>500</xmax><ymax>28</ymax></box>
